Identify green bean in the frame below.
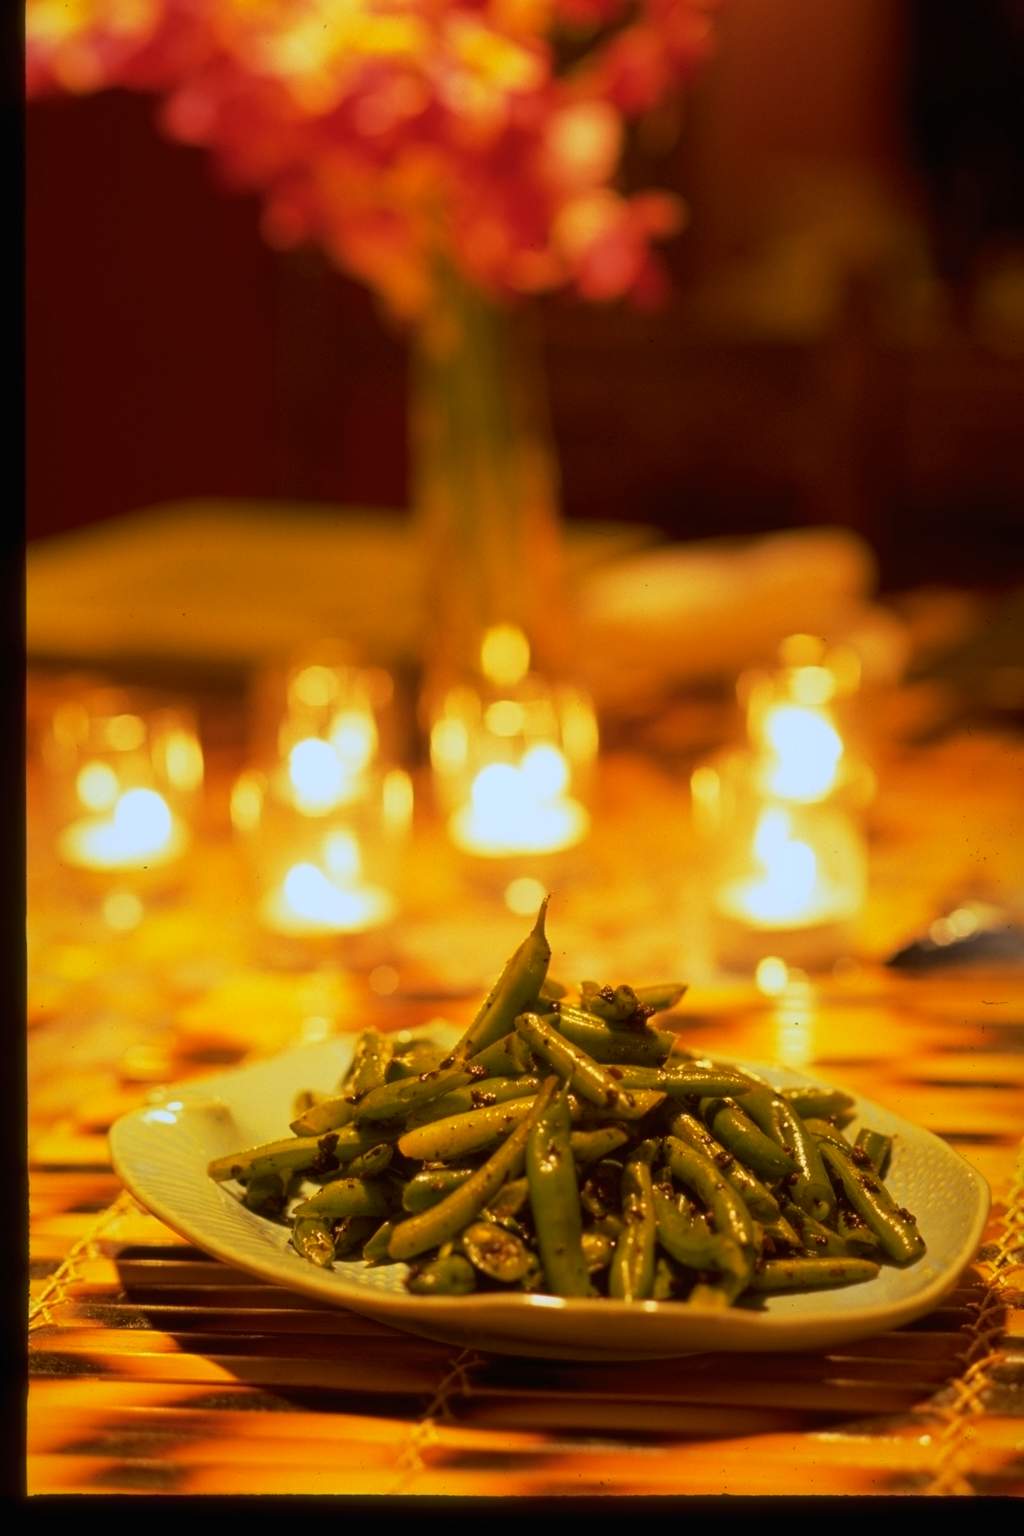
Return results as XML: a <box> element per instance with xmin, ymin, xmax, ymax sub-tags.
<box><xmin>403</xmin><ymin>1076</ymin><xmax>541</xmax><ymax>1129</ymax></box>
<box><xmin>580</xmin><ymin>982</ymin><xmax>642</xmax><ymax>1022</ymax></box>
<box><xmin>781</xmin><ymin>1086</ymin><xmax>856</xmax><ymax>1123</ymax></box>
<box><xmin>569</xmin><ymin>1126</ymin><xmax>630</xmax><ymax>1167</ymax></box>
<box><xmin>472</xmin><ymin>1031</ymin><xmax>536</xmax><ymax>1077</ymax></box>
<box><xmin>516</xmin><ymin>1012</ymin><xmax>656</xmax><ymax>1118</ymax></box>
<box><xmin>347</xmin><ymin>1030</ymin><xmax>395</xmax><ymax>1098</ymax></box>
<box><xmin>291</xmin><ymin>1089</ymin><xmax>322</xmax><ymax>1119</ymax></box>
<box><xmin>748</xmin><ymin>1257</ymin><xmax>880</xmax><ymax>1292</ymax></box>
<box><xmin>781</xmin><ymin>1200</ymin><xmax>849</xmax><ymax>1258</ymax></box>
<box><xmin>734</xmin><ymin>1084</ymin><xmax>834</xmax><ymax>1221</ymax></box>
<box><xmin>700</xmin><ymin>1098</ymin><xmax>798</xmax><ymax>1181</ymax></box>
<box><xmin>652</xmin><ymin>1183</ymin><xmax>745</xmax><ymax>1294</ymax></box>
<box><xmin>609</xmin><ymin>1141</ymin><xmax>658</xmax><ymax>1301</ymax></box>
<box><xmin>761</xmin><ymin>1214</ymin><xmax>802</xmax><ymax>1252</ymax></box>
<box><xmin>460</xmin><ymin>1220</ymin><xmax>532</xmax><ymax>1283</ymax></box>
<box><xmin>686</xmin><ymin>1280</ymin><xmax>733</xmax><ymax>1309</ymax></box>
<box><xmin>398</xmin><ymin>1095</ymin><xmax>542</xmax><ymax>1162</ymax></box>
<box><xmin>484</xmin><ymin>1176</ymin><xmax>530</xmax><ymax>1222</ymax></box>
<box><xmin>652</xmin><ymin>1256</ymin><xmax>677</xmax><ymax>1299</ymax></box>
<box><xmin>387</xmin><ymin>1041</ymin><xmax>449</xmax><ymax>1080</ymax></box>
<box><xmin>667</xmin><ymin>1110</ymin><xmax>781</xmax><ymax>1222</ymax></box>
<box><xmin>452</xmin><ymin>897</ymin><xmax>551</xmax><ymax>1062</ymax></box>
<box><xmin>345</xmin><ymin>1142</ymin><xmax>395</xmax><ymax>1179</ymax></box>
<box><xmin>526</xmin><ymin>1087</ymin><xmax>590</xmax><ymax>1298</ymax></box>
<box><xmin>292</xmin><ymin>1215</ymin><xmax>335</xmax><ymax>1267</ymax></box>
<box><xmin>836</xmin><ymin>1197</ymin><xmax>881</xmax><ymax>1255</ymax></box>
<box><xmin>855</xmin><ymin>1128</ymin><xmax>892</xmax><ymax>1179</ymax></box>
<box><xmin>241</xmin><ymin>1171</ymin><xmax>289</xmax><ymax>1217</ymax></box>
<box><xmin>817</xmin><ymin>1141</ymin><xmax>926</xmax><ymax>1265</ymax></box>
<box><xmin>406</xmin><ymin>1254</ymin><xmax>477</xmax><ymax>1295</ymax></box>
<box><xmin>616</xmin><ymin>1063</ymin><xmax>754</xmax><ymax>1099</ymax></box>
<box><xmin>332</xmin><ymin>1215</ymin><xmax>380</xmax><ymax>1257</ymax></box>
<box><xmin>362</xmin><ymin>1220</ymin><xmax>396</xmax><ymax>1264</ymax></box>
<box><xmin>572</xmin><ymin>1089</ymin><xmax>666</xmax><ymax>1124</ymax></box>
<box><xmin>352</xmin><ymin>1027</ymin><xmax>539</xmax><ymax>1124</ymax></box>
<box><xmin>349</xmin><ymin>1059</ymin><xmax>476</xmax><ymax>1124</ymax></box>
<box><xmin>580</xmin><ymin>1159</ymin><xmax>623</xmax><ymax>1222</ymax></box>
<box><xmin>581</xmin><ymin>1230</ymin><xmax>614</xmax><ymax>1273</ymax></box>
<box><xmin>388</xmin><ymin>1077</ymin><xmax>559</xmax><ymax>1261</ymax></box>
<box><xmin>539</xmin><ymin>977</ymin><xmax>568</xmax><ymax>1001</ymax></box>
<box><xmin>208</xmin><ymin>1130</ymin><xmax>367</xmax><ymax>1185</ymax></box>
<box><xmin>290</xmin><ymin>1094</ymin><xmax>358</xmax><ymax>1137</ymax></box>
<box><xmin>292</xmin><ymin>1178</ymin><xmax>391</xmax><ymax>1220</ymax></box>
<box><xmin>401</xmin><ymin>1167</ymin><xmax>477</xmax><ymax>1213</ymax></box>
<box><xmin>549</xmin><ymin>1005</ymin><xmax>676</xmax><ymax>1065</ymax></box>
<box><xmin>663</xmin><ymin>1136</ymin><xmax>758</xmax><ymax>1266</ymax></box>
<box><xmin>633</xmin><ymin>984</ymin><xmax>688</xmax><ymax>1014</ymax></box>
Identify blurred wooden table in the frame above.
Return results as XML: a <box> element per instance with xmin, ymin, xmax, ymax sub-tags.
<box><xmin>27</xmin><ymin>672</ymin><xmax>1024</xmax><ymax>1497</ymax></box>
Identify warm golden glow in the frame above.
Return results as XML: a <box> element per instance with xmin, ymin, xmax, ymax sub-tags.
<box><xmin>755</xmin><ymin>955</ymin><xmax>789</xmax><ymax>996</ymax></box>
<box><xmin>485</xmin><ymin>699</ymin><xmax>526</xmax><ymax>737</ymax></box>
<box><xmin>323</xmin><ymin>829</ymin><xmax>361</xmax><ymax>882</ymax></box>
<box><xmin>719</xmin><ymin>805</ymin><xmax>863</xmax><ymax>932</ymax></box>
<box><xmin>60</xmin><ymin>787</ymin><xmax>182</xmax><ymax>870</ymax></box>
<box><xmin>288</xmin><ymin>736</ymin><xmax>347</xmax><ymax>813</ymax></box>
<box><xmin>690</xmin><ymin>764</ymin><xmax>721</xmax><ymax>834</ymax></box>
<box><xmin>790</xmin><ymin>665</ymin><xmax>835</xmax><ymax>708</ymax></box>
<box><xmin>102</xmin><ymin>890</ymin><xmax>144</xmax><ymax>931</ymax></box>
<box><xmin>291</xmin><ymin>664</ymin><xmax>338</xmax><ymax>709</ymax></box>
<box><xmin>779</xmin><ymin>633</ymin><xmax>826</xmax><ymax>668</ymax></box>
<box><xmin>328</xmin><ymin>709</ymin><xmax>377</xmax><ymax>772</ymax></box>
<box><xmin>561</xmin><ymin>693</ymin><xmax>599</xmax><ymax>765</ymax></box>
<box><xmin>106</xmin><ymin>713</ymin><xmax>146</xmax><ymax>751</ymax></box>
<box><xmin>164</xmin><ymin>728</ymin><xmax>204</xmax><ymax>791</ymax></box>
<box><xmin>504</xmin><ymin>875</ymin><xmax>548</xmax><ymax>915</ymax></box>
<box><xmin>480</xmin><ymin>623</ymin><xmax>531</xmax><ymax>688</ymax></box>
<box><xmin>231</xmin><ymin>771</ymin><xmax>264</xmax><ymax>833</ymax></box>
<box><xmin>741</xmin><ymin>808</ymin><xmax>818</xmax><ymax>923</ymax></box>
<box><xmin>451</xmin><ymin>749</ymin><xmax>587</xmax><ymax>856</ymax></box>
<box><xmin>430</xmin><ymin>716</ymin><xmax>469</xmax><ymax>774</ymax></box>
<box><xmin>382</xmin><ymin>768</ymin><xmax>414</xmax><ymax>833</ymax></box>
<box><xmin>271</xmin><ymin>859</ymin><xmax>393</xmax><ymax>934</ymax></box>
<box><xmin>76</xmin><ymin>760</ymin><xmax>119</xmax><ymax>811</ymax></box>
<box><xmin>760</xmin><ymin>704</ymin><xmax>843</xmax><ymax>802</ymax></box>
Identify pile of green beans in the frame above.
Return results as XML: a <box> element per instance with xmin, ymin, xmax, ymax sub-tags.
<box><xmin>208</xmin><ymin>903</ymin><xmax>925</xmax><ymax>1304</ymax></box>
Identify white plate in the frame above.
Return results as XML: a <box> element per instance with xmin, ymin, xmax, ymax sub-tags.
<box><xmin>109</xmin><ymin>1028</ymin><xmax>990</xmax><ymax>1360</ymax></box>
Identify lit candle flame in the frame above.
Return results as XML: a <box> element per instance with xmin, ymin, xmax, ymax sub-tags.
<box><xmin>269</xmin><ymin>831</ymin><xmax>394</xmax><ymax>934</ymax></box>
<box><xmin>451</xmin><ymin>744</ymin><xmax>588</xmax><ymax>856</ymax></box>
<box><xmin>60</xmin><ymin>787</ymin><xmax>183</xmax><ymax>870</ymax></box>
<box><xmin>719</xmin><ymin>805</ymin><xmax>862</xmax><ymax>931</ymax></box>
<box><xmin>759</xmin><ymin>704</ymin><xmax>843</xmax><ymax>802</ymax></box>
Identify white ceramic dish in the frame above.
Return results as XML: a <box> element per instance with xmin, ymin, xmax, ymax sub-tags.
<box><xmin>109</xmin><ymin>1028</ymin><xmax>990</xmax><ymax>1360</ymax></box>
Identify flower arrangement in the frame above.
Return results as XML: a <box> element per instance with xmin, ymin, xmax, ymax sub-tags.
<box><xmin>28</xmin><ymin>0</ymin><xmax>716</xmax><ymax>319</ymax></box>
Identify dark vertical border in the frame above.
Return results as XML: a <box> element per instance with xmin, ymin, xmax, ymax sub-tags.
<box><xmin>7</xmin><ymin>0</ymin><xmax>28</xmax><ymax>1508</ymax></box>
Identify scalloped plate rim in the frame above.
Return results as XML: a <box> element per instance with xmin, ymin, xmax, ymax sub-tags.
<box><xmin>109</xmin><ymin>1032</ymin><xmax>991</xmax><ymax>1359</ymax></box>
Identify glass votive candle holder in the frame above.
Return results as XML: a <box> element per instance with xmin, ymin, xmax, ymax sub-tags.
<box><xmin>737</xmin><ymin>634</ymin><xmax>875</xmax><ymax>810</ymax></box>
<box><xmin>428</xmin><ymin>623</ymin><xmax>599</xmax><ymax>866</ymax></box>
<box><xmin>231</xmin><ymin>762</ymin><xmax>413</xmax><ymax>943</ymax></box>
<box><xmin>691</xmin><ymin>749</ymin><xmax>868</xmax><ymax>973</ymax></box>
<box><xmin>42</xmin><ymin>684</ymin><xmax>204</xmax><ymax>899</ymax></box>
<box><xmin>249</xmin><ymin>642</ymin><xmax>399</xmax><ymax>815</ymax></box>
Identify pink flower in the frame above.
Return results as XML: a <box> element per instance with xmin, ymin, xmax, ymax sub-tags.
<box><xmin>27</xmin><ymin>0</ymin><xmax>716</xmax><ymax>316</ymax></box>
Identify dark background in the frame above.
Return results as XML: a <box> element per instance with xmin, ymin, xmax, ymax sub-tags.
<box><xmin>26</xmin><ymin>0</ymin><xmax>1024</xmax><ymax>589</ymax></box>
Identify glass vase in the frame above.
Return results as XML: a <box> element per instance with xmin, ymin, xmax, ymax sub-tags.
<box><xmin>411</xmin><ymin>265</ymin><xmax>567</xmax><ymax>691</ymax></box>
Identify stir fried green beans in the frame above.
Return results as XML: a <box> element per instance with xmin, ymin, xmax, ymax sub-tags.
<box><xmin>527</xmin><ymin>1087</ymin><xmax>590</xmax><ymax>1297</ymax></box>
<box><xmin>209</xmin><ymin>910</ymin><xmax>925</xmax><ymax>1307</ymax></box>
